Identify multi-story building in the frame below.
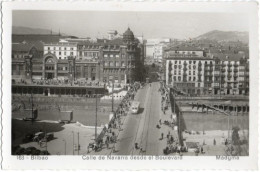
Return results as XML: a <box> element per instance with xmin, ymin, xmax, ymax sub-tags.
<box><xmin>11</xmin><ymin>27</ymin><xmax>144</xmax><ymax>84</ymax></box>
<box><xmin>145</xmin><ymin>38</ymin><xmax>171</xmax><ymax>59</ymax></box>
<box><xmin>165</xmin><ymin>46</ymin><xmax>249</xmax><ymax>95</ymax></box>
<box><xmin>107</xmin><ymin>30</ymin><xmax>118</xmax><ymax>40</ymax></box>
<box><xmin>43</xmin><ymin>42</ymin><xmax>78</xmax><ymax>60</ymax></box>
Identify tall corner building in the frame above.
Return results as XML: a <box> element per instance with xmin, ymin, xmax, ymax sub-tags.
<box><xmin>164</xmin><ymin>46</ymin><xmax>249</xmax><ymax>95</ymax></box>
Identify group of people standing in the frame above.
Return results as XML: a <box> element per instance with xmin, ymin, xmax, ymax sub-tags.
<box><xmin>91</xmin><ymin>82</ymin><xmax>141</xmax><ymax>153</ymax></box>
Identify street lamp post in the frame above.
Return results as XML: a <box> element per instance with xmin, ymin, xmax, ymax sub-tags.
<box><xmin>77</xmin><ymin>132</ymin><xmax>80</xmax><ymax>155</ymax></box>
<box><xmin>72</xmin><ymin>131</ymin><xmax>74</xmax><ymax>155</ymax></box>
<box><xmin>31</xmin><ymin>92</ymin><xmax>34</xmax><ymax>125</ymax></box>
<box><xmin>112</xmin><ymin>81</ymin><xmax>114</xmax><ymax>112</ymax></box>
<box><xmin>63</xmin><ymin>139</ymin><xmax>66</xmax><ymax>155</ymax></box>
<box><xmin>95</xmin><ymin>91</ymin><xmax>98</xmax><ymax>142</ymax></box>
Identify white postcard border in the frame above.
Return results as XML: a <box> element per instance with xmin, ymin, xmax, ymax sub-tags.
<box><xmin>1</xmin><ymin>1</ymin><xmax>259</xmax><ymax>170</ymax></box>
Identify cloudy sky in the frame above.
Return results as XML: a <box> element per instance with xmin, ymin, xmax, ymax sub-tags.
<box><xmin>13</xmin><ymin>11</ymin><xmax>249</xmax><ymax>39</ymax></box>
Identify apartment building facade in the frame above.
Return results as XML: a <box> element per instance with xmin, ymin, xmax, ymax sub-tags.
<box><xmin>165</xmin><ymin>47</ymin><xmax>249</xmax><ymax>95</ymax></box>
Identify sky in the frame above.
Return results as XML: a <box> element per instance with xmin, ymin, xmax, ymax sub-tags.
<box><xmin>13</xmin><ymin>11</ymin><xmax>249</xmax><ymax>39</ymax></box>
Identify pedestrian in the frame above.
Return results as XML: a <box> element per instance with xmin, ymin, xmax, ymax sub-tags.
<box><xmin>159</xmin><ymin>119</ymin><xmax>161</xmax><ymax>125</ymax></box>
<box><xmin>171</xmin><ymin>136</ymin><xmax>174</xmax><ymax>143</ymax></box>
<box><xmin>106</xmin><ymin>140</ymin><xmax>109</xmax><ymax>149</ymax></box>
<box><xmin>201</xmin><ymin>146</ymin><xmax>204</xmax><ymax>153</ymax></box>
<box><xmin>213</xmin><ymin>138</ymin><xmax>216</xmax><ymax>145</ymax></box>
<box><xmin>225</xmin><ymin>139</ymin><xmax>228</xmax><ymax>145</ymax></box>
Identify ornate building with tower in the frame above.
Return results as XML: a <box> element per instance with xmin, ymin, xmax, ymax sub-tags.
<box><xmin>11</xmin><ymin>28</ymin><xmax>144</xmax><ymax>85</ymax></box>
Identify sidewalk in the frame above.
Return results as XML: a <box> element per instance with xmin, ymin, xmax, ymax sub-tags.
<box><xmin>157</xmin><ymin>86</ymin><xmax>179</xmax><ymax>155</ymax></box>
<box><xmin>85</xmin><ymin>84</ymin><xmax>141</xmax><ymax>155</ymax></box>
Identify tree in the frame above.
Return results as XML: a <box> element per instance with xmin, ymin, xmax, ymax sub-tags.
<box><xmin>232</xmin><ymin>126</ymin><xmax>240</xmax><ymax>145</ymax></box>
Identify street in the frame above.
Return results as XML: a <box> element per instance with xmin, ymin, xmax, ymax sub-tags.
<box><xmin>114</xmin><ymin>82</ymin><xmax>161</xmax><ymax>155</ymax></box>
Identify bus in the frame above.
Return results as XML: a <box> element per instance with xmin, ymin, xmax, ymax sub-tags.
<box><xmin>131</xmin><ymin>101</ymin><xmax>140</xmax><ymax>114</ymax></box>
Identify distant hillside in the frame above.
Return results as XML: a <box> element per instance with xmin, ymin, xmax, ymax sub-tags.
<box><xmin>195</xmin><ymin>30</ymin><xmax>249</xmax><ymax>43</ymax></box>
<box><xmin>12</xmin><ymin>26</ymin><xmax>61</xmax><ymax>35</ymax></box>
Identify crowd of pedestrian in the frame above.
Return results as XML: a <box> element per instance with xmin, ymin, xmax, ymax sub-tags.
<box><xmin>88</xmin><ymin>82</ymin><xmax>142</xmax><ymax>153</ymax></box>
<box><xmin>159</xmin><ymin>82</ymin><xmax>170</xmax><ymax>114</ymax></box>
<box><xmin>13</xmin><ymin>78</ymin><xmax>106</xmax><ymax>87</ymax></box>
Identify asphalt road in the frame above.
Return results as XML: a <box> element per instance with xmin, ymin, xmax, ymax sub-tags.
<box><xmin>114</xmin><ymin>82</ymin><xmax>161</xmax><ymax>155</ymax></box>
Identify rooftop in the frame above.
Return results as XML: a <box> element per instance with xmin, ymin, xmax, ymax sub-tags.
<box><xmin>12</xmin><ymin>34</ymin><xmax>77</xmax><ymax>44</ymax></box>
<box><xmin>12</xmin><ymin>41</ymin><xmax>44</xmax><ymax>52</ymax></box>
<box><xmin>165</xmin><ymin>46</ymin><xmax>203</xmax><ymax>52</ymax></box>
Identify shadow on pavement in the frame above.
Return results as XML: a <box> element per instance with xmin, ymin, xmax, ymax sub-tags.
<box><xmin>12</xmin><ymin>118</ymin><xmax>65</xmax><ymax>149</ymax></box>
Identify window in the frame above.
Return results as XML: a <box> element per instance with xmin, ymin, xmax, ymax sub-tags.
<box><xmin>178</xmin><ymin>71</ymin><xmax>181</xmax><ymax>75</ymax></box>
<box><xmin>121</xmin><ymin>62</ymin><xmax>125</xmax><ymax>67</ymax></box>
<box><xmin>70</xmin><ymin>48</ymin><xmax>73</xmax><ymax>50</ymax></box>
<box><xmin>179</xmin><ymin>61</ymin><xmax>181</xmax><ymax>64</ymax></box>
<box><xmin>178</xmin><ymin>76</ymin><xmax>181</xmax><ymax>81</ymax></box>
<box><xmin>189</xmin><ymin>61</ymin><xmax>192</xmax><ymax>64</ymax></box>
<box><xmin>116</xmin><ymin>54</ymin><xmax>119</xmax><ymax>58</ymax></box>
<box><xmin>174</xmin><ymin>65</ymin><xmax>177</xmax><ymax>68</ymax></box>
<box><xmin>173</xmin><ymin>76</ymin><xmax>176</xmax><ymax>81</ymax></box>
<box><xmin>193</xmin><ymin>71</ymin><xmax>195</xmax><ymax>75</ymax></box>
<box><xmin>189</xmin><ymin>77</ymin><xmax>191</xmax><ymax>81</ymax></box>
<box><xmin>174</xmin><ymin>70</ymin><xmax>177</xmax><ymax>75</ymax></box>
<box><xmin>70</xmin><ymin>52</ymin><xmax>74</xmax><ymax>56</ymax></box>
<box><xmin>59</xmin><ymin>57</ymin><xmax>61</xmax><ymax>59</ymax></box>
<box><xmin>54</xmin><ymin>47</ymin><xmax>56</xmax><ymax>50</ymax></box>
<box><xmin>48</xmin><ymin>47</ymin><xmax>50</xmax><ymax>50</ymax></box>
<box><xmin>64</xmin><ymin>52</ymin><xmax>66</xmax><ymax>55</ymax></box>
<box><xmin>175</xmin><ymin>61</ymin><xmax>177</xmax><ymax>64</ymax></box>
<box><xmin>59</xmin><ymin>47</ymin><xmax>61</xmax><ymax>50</ymax></box>
<box><xmin>109</xmin><ymin>62</ymin><xmax>114</xmax><ymax>66</ymax></box>
<box><xmin>179</xmin><ymin>65</ymin><xmax>182</xmax><ymax>69</ymax></box>
<box><xmin>110</xmin><ymin>54</ymin><xmax>113</xmax><ymax>58</ymax></box>
<box><xmin>104</xmin><ymin>62</ymin><xmax>108</xmax><ymax>67</ymax></box>
<box><xmin>198</xmin><ymin>83</ymin><xmax>200</xmax><ymax>87</ymax></box>
<box><xmin>59</xmin><ymin>52</ymin><xmax>61</xmax><ymax>55</ymax></box>
<box><xmin>64</xmin><ymin>47</ymin><xmax>67</xmax><ymax>50</ymax></box>
<box><xmin>189</xmin><ymin>71</ymin><xmax>191</xmax><ymax>75</ymax></box>
<box><xmin>116</xmin><ymin>62</ymin><xmax>120</xmax><ymax>67</ymax></box>
<box><xmin>193</xmin><ymin>77</ymin><xmax>196</xmax><ymax>81</ymax></box>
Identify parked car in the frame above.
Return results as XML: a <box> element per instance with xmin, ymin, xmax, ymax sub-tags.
<box><xmin>22</xmin><ymin>133</ymin><xmax>34</xmax><ymax>143</ymax></box>
<box><xmin>33</xmin><ymin>132</ymin><xmax>45</xmax><ymax>142</ymax></box>
<box><xmin>40</xmin><ymin>133</ymin><xmax>54</xmax><ymax>143</ymax></box>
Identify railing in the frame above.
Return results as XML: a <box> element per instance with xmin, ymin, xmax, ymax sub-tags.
<box><xmin>175</xmin><ymin>95</ymin><xmax>249</xmax><ymax>100</ymax></box>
